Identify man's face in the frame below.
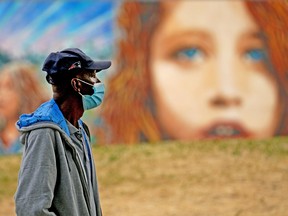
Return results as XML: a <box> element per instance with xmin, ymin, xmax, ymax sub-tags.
<box><xmin>75</xmin><ymin>70</ymin><xmax>99</xmax><ymax>95</ymax></box>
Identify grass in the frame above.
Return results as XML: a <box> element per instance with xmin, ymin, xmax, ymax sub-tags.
<box><xmin>1</xmin><ymin>137</ymin><xmax>288</xmax><ymax>216</ymax></box>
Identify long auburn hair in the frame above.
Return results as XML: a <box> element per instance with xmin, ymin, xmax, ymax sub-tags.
<box><xmin>246</xmin><ymin>1</ymin><xmax>288</xmax><ymax>135</ymax></box>
<box><xmin>96</xmin><ymin>0</ymin><xmax>288</xmax><ymax>144</ymax></box>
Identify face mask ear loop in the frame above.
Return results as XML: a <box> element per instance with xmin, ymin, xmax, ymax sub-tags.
<box><xmin>76</xmin><ymin>78</ymin><xmax>94</xmax><ymax>87</ymax></box>
<box><xmin>71</xmin><ymin>78</ymin><xmax>83</xmax><ymax>96</ymax></box>
<box><xmin>75</xmin><ymin>78</ymin><xmax>96</xmax><ymax>97</ymax></box>
<box><xmin>78</xmin><ymin>91</ymin><xmax>84</xmax><ymax>97</ymax></box>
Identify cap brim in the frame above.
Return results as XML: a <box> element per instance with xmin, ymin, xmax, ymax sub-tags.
<box><xmin>88</xmin><ymin>61</ymin><xmax>111</xmax><ymax>72</ymax></box>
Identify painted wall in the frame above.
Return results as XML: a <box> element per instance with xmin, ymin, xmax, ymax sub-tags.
<box><xmin>0</xmin><ymin>1</ymin><xmax>287</xmax><ymax>148</ymax></box>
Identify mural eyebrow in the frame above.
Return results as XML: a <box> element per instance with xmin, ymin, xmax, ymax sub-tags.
<box><xmin>239</xmin><ymin>30</ymin><xmax>265</xmax><ymax>41</ymax></box>
<box><xmin>159</xmin><ymin>30</ymin><xmax>212</xmax><ymax>44</ymax></box>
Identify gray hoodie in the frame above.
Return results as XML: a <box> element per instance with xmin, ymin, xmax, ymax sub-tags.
<box><xmin>15</xmin><ymin>99</ymin><xmax>102</xmax><ymax>216</ymax></box>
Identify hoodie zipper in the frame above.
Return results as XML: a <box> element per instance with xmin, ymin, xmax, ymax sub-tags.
<box><xmin>64</xmin><ymin>137</ymin><xmax>92</xmax><ymax>216</ymax></box>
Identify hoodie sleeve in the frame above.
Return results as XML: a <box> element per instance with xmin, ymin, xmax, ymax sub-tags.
<box><xmin>15</xmin><ymin>128</ymin><xmax>57</xmax><ymax>216</ymax></box>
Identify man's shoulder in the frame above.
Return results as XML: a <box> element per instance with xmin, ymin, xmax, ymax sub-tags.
<box><xmin>27</xmin><ymin>127</ymin><xmax>58</xmax><ymax>143</ymax></box>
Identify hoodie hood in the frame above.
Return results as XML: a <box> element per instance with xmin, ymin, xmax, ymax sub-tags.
<box><xmin>16</xmin><ymin>99</ymin><xmax>70</xmax><ymax>136</ymax></box>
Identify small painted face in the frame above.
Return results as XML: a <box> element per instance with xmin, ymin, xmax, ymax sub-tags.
<box><xmin>0</xmin><ymin>72</ymin><xmax>21</xmax><ymax>120</ymax></box>
<box><xmin>150</xmin><ymin>0</ymin><xmax>279</xmax><ymax>140</ymax></box>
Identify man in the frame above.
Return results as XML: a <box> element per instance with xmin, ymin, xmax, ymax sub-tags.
<box><xmin>15</xmin><ymin>48</ymin><xmax>111</xmax><ymax>216</ymax></box>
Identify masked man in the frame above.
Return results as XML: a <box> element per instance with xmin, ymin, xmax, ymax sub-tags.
<box><xmin>15</xmin><ymin>48</ymin><xmax>111</xmax><ymax>216</ymax></box>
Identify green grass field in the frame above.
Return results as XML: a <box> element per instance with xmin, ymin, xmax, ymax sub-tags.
<box><xmin>1</xmin><ymin>137</ymin><xmax>288</xmax><ymax>216</ymax></box>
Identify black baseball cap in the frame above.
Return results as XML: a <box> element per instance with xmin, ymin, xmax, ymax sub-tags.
<box><xmin>42</xmin><ymin>48</ymin><xmax>111</xmax><ymax>75</ymax></box>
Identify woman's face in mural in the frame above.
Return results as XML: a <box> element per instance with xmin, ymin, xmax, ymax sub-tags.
<box><xmin>150</xmin><ymin>1</ymin><xmax>279</xmax><ymax>140</ymax></box>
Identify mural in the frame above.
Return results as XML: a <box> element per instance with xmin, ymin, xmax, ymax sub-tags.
<box><xmin>0</xmin><ymin>62</ymin><xmax>48</xmax><ymax>154</ymax></box>
<box><xmin>0</xmin><ymin>0</ymin><xmax>288</xmax><ymax>150</ymax></box>
<box><xmin>95</xmin><ymin>0</ymin><xmax>288</xmax><ymax>144</ymax></box>
<box><xmin>0</xmin><ymin>0</ymin><xmax>117</xmax><ymax>154</ymax></box>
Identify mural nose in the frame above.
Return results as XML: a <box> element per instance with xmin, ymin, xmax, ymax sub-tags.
<box><xmin>210</xmin><ymin>94</ymin><xmax>242</xmax><ymax>108</ymax></box>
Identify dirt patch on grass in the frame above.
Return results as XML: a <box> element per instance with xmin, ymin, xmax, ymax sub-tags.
<box><xmin>98</xmin><ymin>141</ymin><xmax>288</xmax><ymax>216</ymax></box>
<box><xmin>1</xmin><ymin>138</ymin><xmax>288</xmax><ymax>216</ymax></box>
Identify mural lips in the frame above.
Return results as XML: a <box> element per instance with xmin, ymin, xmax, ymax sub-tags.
<box><xmin>203</xmin><ymin>122</ymin><xmax>250</xmax><ymax>139</ymax></box>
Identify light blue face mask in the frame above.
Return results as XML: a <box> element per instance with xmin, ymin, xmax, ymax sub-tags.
<box><xmin>76</xmin><ymin>79</ymin><xmax>105</xmax><ymax>110</ymax></box>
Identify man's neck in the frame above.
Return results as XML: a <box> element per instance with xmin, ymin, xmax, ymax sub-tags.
<box><xmin>55</xmin><ymin>96</ymin><xmax>84</xmax><ymax>128</ymax></box>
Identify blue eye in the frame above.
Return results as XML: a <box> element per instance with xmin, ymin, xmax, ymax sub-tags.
<box><xmin>174</xmin><ymin>48</ymin><xmax>204</xmax><ymax>61</ymax></box>
<box><xmin>245</xmin><ymin>49</ymin><xmax>265</xmax><ymax>61</ymax></box>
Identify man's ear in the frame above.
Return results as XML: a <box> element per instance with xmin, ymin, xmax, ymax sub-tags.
<box><xmin>71</xmin><ymin>78</ymin><xmax>81</xmax><ymax>92</ymax></box>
